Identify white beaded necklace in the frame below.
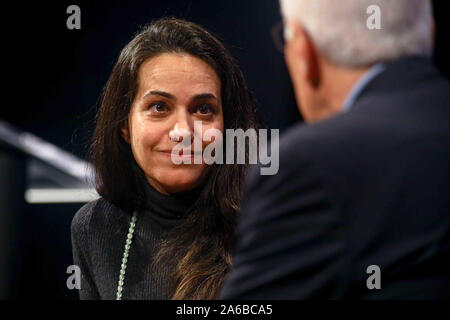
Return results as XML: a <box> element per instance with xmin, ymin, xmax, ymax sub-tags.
<box><xmin>116</xmin><ymin>211</ymin><xmax>137</xmax><ymax>300</ymax></box>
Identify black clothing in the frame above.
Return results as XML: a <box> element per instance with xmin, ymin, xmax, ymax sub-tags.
<box><xmin>70</xmin><ymin>182</ymin><xmax>198</xmax><ymax>299</ymax></box>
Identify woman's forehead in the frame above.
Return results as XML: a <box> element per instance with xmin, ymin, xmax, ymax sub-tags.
<box><xmin>137</xmin><ymin>53</ymin><xmax>221</xmax><ymax>95</ymax></box>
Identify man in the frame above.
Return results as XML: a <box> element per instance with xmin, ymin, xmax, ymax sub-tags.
<box><xmin>220</xmin><ymin>0</ymin><xmax>450</xmax><ymax>299</ymax></box>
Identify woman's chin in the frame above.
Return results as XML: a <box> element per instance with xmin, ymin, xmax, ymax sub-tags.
<box><xmin>154</xmin><ymin>172</ymin><xmax>206</xmax><ymax>194</ymax></box>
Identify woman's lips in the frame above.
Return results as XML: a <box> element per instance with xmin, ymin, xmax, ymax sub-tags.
<box><xmin>157</xmin><ymin>150</ymin><xmax>202</xmax><ymax>158</ymax></box>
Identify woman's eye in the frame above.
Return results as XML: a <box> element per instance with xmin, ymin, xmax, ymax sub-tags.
<box><xmin>196</xmin><ymin>104</ymin><xmax>214</xmax><ymax>115</ymax></box>
<box><xmin>148</xmin><ymin>102</ymin><xmax>168</xmax><ymax>113</ymax></box>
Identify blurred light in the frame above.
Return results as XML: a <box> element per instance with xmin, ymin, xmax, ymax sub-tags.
<box><xmin>25</xmin><ymin>188</ymin><xmax>99</xmax><ymax>204</ymax></box>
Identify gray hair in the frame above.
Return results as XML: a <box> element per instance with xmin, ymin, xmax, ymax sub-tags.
<box><xmin>280</xmin><ymin>0</ymin><xmax>433</xmax><ymax>68</ymax></box>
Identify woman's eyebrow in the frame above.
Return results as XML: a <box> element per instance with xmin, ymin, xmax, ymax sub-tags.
<box><xmin>191</xmin><ymin>93</ymin><xmax>218</xmax><ymax>101</ymax></box>
<box><xmin>142</xmin><ymin>90</ymin><xmax>175</xmax><ymax>100</ymax></box>
<box><xmin>142</xmin><ymin>91</ymin><xmax>218</xmax><ymax>102</ymax></box>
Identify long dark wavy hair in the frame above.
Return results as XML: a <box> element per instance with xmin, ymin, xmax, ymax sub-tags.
<box><xmin>90</xmin><ymin>18</ymin><xmax>260</xmax><ymax>299</ymax></box>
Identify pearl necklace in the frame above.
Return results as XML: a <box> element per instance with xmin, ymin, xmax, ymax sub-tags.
<box><xmin>116</xmin><ymin>211</ymin><xmax>137</xmax><ymax>300</ymax></box>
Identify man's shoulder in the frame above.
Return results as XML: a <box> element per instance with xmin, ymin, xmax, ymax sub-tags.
<box><xmin>278</xmin><ymin>113</ymin><xmax>359</xmax><ymax>160</ymax></box>
<box><xmin>248</xmin><ymin>115</ymin><xmax>355</xmax><ymax>187</ymax></box>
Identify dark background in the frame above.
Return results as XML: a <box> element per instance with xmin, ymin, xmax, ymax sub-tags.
<box><xmin>2</xmin><ymin>0</ymin><xmax>449</xmax><ymax>299</ymax></box>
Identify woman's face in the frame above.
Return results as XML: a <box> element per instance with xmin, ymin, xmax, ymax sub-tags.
<box><xmin>122</xmin><ymin>53</ymin><xmax>224</xmax><ymax>195</ymax></box>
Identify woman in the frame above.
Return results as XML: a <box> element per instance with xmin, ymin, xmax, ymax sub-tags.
<box><xmin>71</xmin><ymin>18</ymin><xmax>259</xmax><ymax>300</ymax></box>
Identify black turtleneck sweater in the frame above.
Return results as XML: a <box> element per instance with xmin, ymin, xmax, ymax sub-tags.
<box><xmin>70</xmin><ymin>182</ymin><xmax>198</xmax><ymax>300</ymax></box>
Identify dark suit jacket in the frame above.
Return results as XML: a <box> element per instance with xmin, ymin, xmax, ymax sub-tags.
<box><xmin>220</xmin><ymin>56</ymin><xmax>450</xmax><ymax>299</ymax></box>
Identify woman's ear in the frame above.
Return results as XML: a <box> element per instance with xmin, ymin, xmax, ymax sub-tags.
<box><xmin>121</xmin><ymin>121</ymin><xmax>131</xmax><ymax>144</ymax></box>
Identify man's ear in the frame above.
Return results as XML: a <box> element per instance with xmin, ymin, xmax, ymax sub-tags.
<box><xmin>430</xmin><ymin>17</ymin><xmax>436</xmax><ymax>49</ymax></box>
<box><xmin>287</xmin><ymin>21</ymin><xmax>320</xmax><ymax>89</ymax></box>
<box><xmin>121</xmin><ymin>120</ymin><xmax>131</xmax><ymax>144</ymax></box>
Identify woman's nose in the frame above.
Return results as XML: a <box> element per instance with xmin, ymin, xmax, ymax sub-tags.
<box><xmin>169</xmin><ymin>113</ymin><xmax>194</xmax><ymax>144</ymax></box>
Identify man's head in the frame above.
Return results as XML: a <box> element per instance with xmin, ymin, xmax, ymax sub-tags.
<box><xmin>280</xmin><ymin>0</ymin><xmax>434</xmax><ymax>122</ymax></box>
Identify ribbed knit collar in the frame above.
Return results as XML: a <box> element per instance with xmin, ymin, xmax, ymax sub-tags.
<box><xmin>142</xmin><ymin>181</ymin><xmax>200</xmax><ymax>220</ymax></box>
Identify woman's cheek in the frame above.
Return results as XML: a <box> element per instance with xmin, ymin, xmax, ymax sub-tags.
<box><xmin>141</xmin><ymin>126</ymin><xmax>163</xmax><ymax>149</ymax></box>
<box><xmin>202</xmin><ymin>122</ymin><xmax>224</xmax><ymax>144</ymax></box>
